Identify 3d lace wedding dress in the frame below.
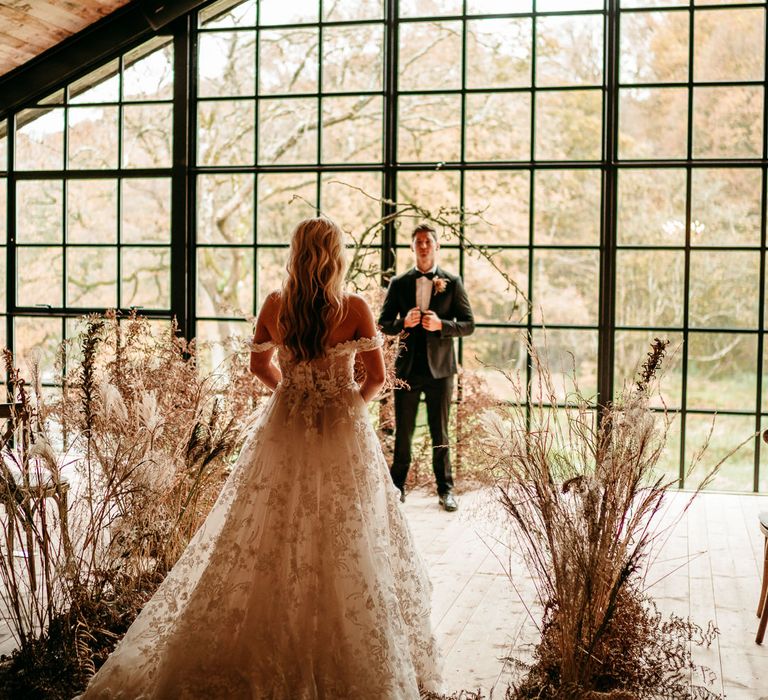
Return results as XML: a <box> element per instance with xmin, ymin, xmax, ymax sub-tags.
<box><xmin>81</xmin><ymin>334</ymin><xmax>442</xmax><ymax>700</ymax></box>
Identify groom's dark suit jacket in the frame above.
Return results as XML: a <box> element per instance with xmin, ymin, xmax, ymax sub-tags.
<box><xmin>378</xmin><ymin>266</ymin><xmax>475</xmax><ymax>379</ymax></box>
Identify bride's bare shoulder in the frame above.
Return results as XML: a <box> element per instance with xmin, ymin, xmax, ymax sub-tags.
<box><xmin>342</xmin><ymin>294</ymin><xmax>377</xmax><ymax>339</ymax></box>
<box><xmin>260</xmin><ymin>290</ymin><xmax>282</xmax><ymax>313</ymax></box>
<box><xmin>255</xmin><ymin>291</ymin><xmax>282</xmax><ymax>332</ymax></box>
<box><xmin>343</xmin><ymin>293</ymin><xmax>372</xmax><ymax>316</ymax></box>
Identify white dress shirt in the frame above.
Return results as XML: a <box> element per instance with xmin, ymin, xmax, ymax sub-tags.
<box><xmin>415</xmin><ymin>265</ymin><xmax>436</xmax><ymax>312</ymax></box>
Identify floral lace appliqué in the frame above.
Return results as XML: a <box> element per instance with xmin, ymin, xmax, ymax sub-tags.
<box><xmin>81</xmin><ymin>331</ymin><xmax>441</xmax><ymax>700</ymax></box>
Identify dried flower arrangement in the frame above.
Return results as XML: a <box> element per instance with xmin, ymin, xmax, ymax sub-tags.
<box><xmin>0</xmin><ymin>312</ymin><xmax>265</xmax><ymax>698</ymax></box>
<box><xmin>480</xmin><ymin>337</ymin><xmax>743</xmax><ymax>699</ymax></box>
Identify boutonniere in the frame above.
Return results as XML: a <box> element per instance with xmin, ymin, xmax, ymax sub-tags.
<box><xmin>432</xmin><ymin>277</ymin><xmax>448</xmax><ymax>295</ymax></box>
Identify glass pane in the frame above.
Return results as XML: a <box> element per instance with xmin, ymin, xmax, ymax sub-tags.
<box><xmin>463</xmin><ymin>328</ymin><xmax>527</xmax><ymax>402</ymax></box>
<box><xmin>122</xmin><ymin>103</ymin><xmax>173</xmax><ymax>168</ymax></box>
<box><xmin>323</xmin><ymin>0</ymin><xmax>383</xmax><ymax>21</ymax></box>
<box><xmin>689</xmin><ymin>251</ymin><xmax>759</xmax><ymax>329</ymax></box>
<box><xmin>123</xmin><ymin>40</ymin><xmax>174</xmax><ymax>101</ymax></box>
<box><xmin>763</xmin><ymin>429</ymin><xmax>768</xmax><ymax>493</ymax></box>
<box><xmin>397</xmin><ymin>93</ymin><xmax>461</xmax><ymax>162</ymax></box>
<box><xmin>538</xmin><ymin>0</ymin><xmax>604</xmax><ymax>8</ymax></box>
<box><xmin>465</xmin><ymin>92</ymin><xmax>531</xmax><ymax>161</ymax></box>
<box><xmin>199</xmin><ymin>31</ymin><xmax>256</xmax><ymax>97</ymax></box>
<box><xmin>619</xmin><ymin>87</ymin><xmax>688</xmax><ymax>159</ymax></box>
<box><xmin>617</xmin><ymin>168</ymin><xmax>686</xmax><ymax>245</ymax></box>
<box><xmin>0</xmin><ymin>254</ymin><xmax>4</xmax><ymax>312</ymax></box>
<box><xmin>196</xmin><ymin>319</ymin><xmax>251</xmax><ymax>375</ymax></box>
<box><xmin>534</xmin><ymin>169</ymin><xmax>601</xmax><ymax>245</ymax></box>
<box><xmin>257</xmin><ymin>173</ymin><xmax>317</xmax><ymax>243</ymax></box>
<box><xmin>399</xmin><ymin>21</ymin><xmax>462</xmax><ymax>91</ymax></box>
<box><xmin>694</xmin><ymin>8</ymin><xmax>765</xmax><ymax>83</ymax></box>
<box><xmin>17</xmin><ymin>180</ymin><xmax>63</xmax><ymax>243</ymax></box>
<box><xmin>17</xmin><ymin>247</ymin><xmax>62</xmax><ymax>306</ymax></box>
<box><xmin>464</xmin><ymin>170</ymin><xmax>530</xmax><ymax>245</ymax></box>
<box><xmin>68</xmin><ymin>59</ymin><xmax>119</xmax><ymax>104</ymax></box>
<box><xmin>256</xmin><ymin>248</ymin><xmax>288</xmax><ymax>306</ymax></box>
<box><xmin>68</xmin><ymin>106</ymin><xmax>118</xmax><ymax>169</ymax></box>
<box><xmin>13</xmin><ymin>316</ymin><xmax>61</xmax><ymax>384</ymax></box>
<box><xmin>616</xmin><ymin>250</ymin><xmax>684</xmax><ymax>327</ymax></box>
<box><xmin>320</xmin><ymin>172</ymin><xmax>382</xmax><ymax>247</ymax></box>
<box><xmin>619</xmin><ymin>10</ymin><xmax>689</xmax><ymax>84</ymax></box>
<box><xmin>464</xmin><ymin>249</ymin><xmax>528</xmax><ymax>324</ymax></box>
<box><xmin>396</xmin><ymin>170</ymin><xmax>461</xmax><ymax>219</ymax></box>
<box><xmin>622</xmin><ymin>0</ymin><xmax>688</xmax><ymax>6</ymax></box>
<box><xmin>531</xmin><ymin>328</ymin><xmax>598</xmax><ymax>404</ymax></box>
<box><xmin>0</xmin><ymin>120</ymin><xmax>7</xmax><ymax>170</ymax></box>
<box><xmin>322</xmin><ymin>96</ymin><xmax>383</xmax><ymax>163</ymax></box>
<box><xmin>691</xmin><ymin>168</ymin><xmax>762</xmax><ymax>247</ymax></box>
<box><xmin>259</xmin><ymin>98</ymin><xmax>317</xmax><ymax>164</ymax></box>
<box><xmin>685</xmin><ymin>413</ymin><xmax>755</xmax><ymax>492</ymax></box>
<box><xmin>655</xmin><ymin>410</ymin><xmax>682</xmax><ymax>485</ymax></box>
<box><xmin>762</xmin><ymin>342</ymin><xmax>768</xmax><ymax>414</ymax></box>
<box><xmin>687</xmin><ymin>332</ymin><xmax>756</xmax><ymax>411</ymax></box>
<box><xmin>198</xmin><ymin>100</ymin><xmax>255</xmax><ymax>166</ymax></box>
<box><xmin>536</xmin><ymin>14</ymin><xmax>604</xmax><ymax>87</ymax></box>
<box><xmin>532</xmin><ymin>250</ymin><xmax>599</xmax><ymax>325</ymax></box>
<box><xmin>466</xmin><ymin>18</ymin><xmax>532</xmax><ymax>89</ymax></box>
<box><xmin>15</xmin><ymin>108</ymin><xmax>64</xmax><ymax>171</ymax></box>
<box><xmin>66</xmin><ymin>247</ymin><xmax>117</xmax><ymax>308</ymax></box>
<box><xmin>0</xmin><ymin>179</ymin><xmax>6</xmax><ymax>244</ymax></box>
<box><xmin>67</xmin><ymin>179</ymin><xmax>117</xmax><ymax>244</ymax></box>
<box><xmin>693</xmin><ymin>86</ymin><xmax>763</xmax><ymax>159</ymax></box>
<box><xmin>323</xmin><ymin>24</ymin><xmax>383</xmax><ymax>93</ymax></box>
<box><xmin>258</xmin><ymin>0</ymin><xmax>318</xmax><ymax>25</ymax></box>
<box><xmin>614</xmin><ymin>330</ymin><xmax>683</xmax><ymax>408</ymax></box>
<box><xmin>200</xmin><ymin>0</ymin><xmax>257</xmax><ymax>27</ymax></box>
<box><xmin>259</xmin><ymin>28</ymin><xmax>318</xmax><ymax>95</ymax></box>
<box><xmin>399</xmin><ymin>0</ymin><xmax>462</xmax><ymax>17</ymax></box>
<box><xmin>121</xmin><ymin>247</ymin><xmax>170</xmax><ymax>309</ymax></box>
<box><xmin>122</xmin><ymin>178</ymin><xmax>171</xmax><ymax>244</ymax></box>
<box><xmin>695</xmin><ymin>0</ymin><xmax>761</xmax><ymax>5</ymax></box>
<box><xmin>535</xmin><ymin>90</ymin><xmax>602</xmax><ymax>160</ymax></box>
<box><xmin>197</xmin><ymin>247</ymin><xmax>254</xmax><ymax>316</ymax></box>
<box><xmin>468</xmin><ymin>0</ymin><xmax>532</xmax><ymax>11</ymax></box>
<box><xmin>198</xmin><ymin>174</ymin><xmax>254</xmax><ymax>244</ymax></box>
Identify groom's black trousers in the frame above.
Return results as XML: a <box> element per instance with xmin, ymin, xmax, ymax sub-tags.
<box><xmin>391</xmin><ymin>374</ymin><xmax>454</xmax><ymax>496</ymax></box>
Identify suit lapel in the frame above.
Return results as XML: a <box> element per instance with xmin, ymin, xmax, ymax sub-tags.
<box><xmin>402</xmin><ymin>268</ymin><xmax>418</xmax><ymax>309</ymax></box>
<box><xmin>427</xmin><ymin>266</ymin><xmax>445</xmax><ymax>312</ymax></box>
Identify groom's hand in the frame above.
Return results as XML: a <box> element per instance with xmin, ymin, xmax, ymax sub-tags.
<box><xmin>404</xmin><ymin>307</ymin><xmax>422</xmax><ymax>329</ymax></box>
<box><xmin>421</xmin><ymin>310</ymin><xmax>442</xmax><ymax>332</ymax></box>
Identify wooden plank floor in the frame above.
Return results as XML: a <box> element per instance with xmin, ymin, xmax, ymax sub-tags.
<box><xmin>404</xmin><ymin>488</ymin><xmax>768</xmax><ymax>700</ymax></box>
<box><xmin>1</xmin><ymin>489</ymin><xmax>766</xmax><ymax>698</ymax></box>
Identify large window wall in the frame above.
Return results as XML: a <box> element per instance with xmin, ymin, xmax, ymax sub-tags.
<box><xmin>0</xmin><ymin>0</ymin><xmax>767</xmax><ymax>491</ymax></box>
<box><xmin>614</xmin><ymin>1</ymin><xmax>766</xmax><ymax>491</ymax></box>
<box><xmin>2</xmin><ymin>37</ymin><xmax>174</xmax><ymax>385</ymax></box>
<box><xmin>193</xmin><ymin>0</ymin><xmax>385</xmax><ymax>368</ymax></box>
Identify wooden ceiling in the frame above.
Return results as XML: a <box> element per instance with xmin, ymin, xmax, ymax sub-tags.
<box><xmin>0</xmin><ymin>0</ymin><xmax>134</xmax><ymax>78</ymax></box>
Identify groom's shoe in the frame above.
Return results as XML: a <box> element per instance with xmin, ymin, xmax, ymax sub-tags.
<box><xmin>398</xmin><ymin>488</ymin><xmax>406</xmax><ymax>503</ymax></box>
<box><xmin>439</xmin><ymin>493</ymin><xmax>458</xmax><ymax>512</ymax></box>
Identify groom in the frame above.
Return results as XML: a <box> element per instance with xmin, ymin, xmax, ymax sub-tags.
<box><xmin>378</xmin><ymin>223</ymin><xmax>475</xmax><ymax>512</ymax></box>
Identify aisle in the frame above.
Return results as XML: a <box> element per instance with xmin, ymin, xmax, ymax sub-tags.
<box><xmin>403</xmin><ymin>488</ymin><xmax>768</xmax><ymax>700</ymax></box>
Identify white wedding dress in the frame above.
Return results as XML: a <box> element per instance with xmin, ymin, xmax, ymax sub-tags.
<box><xmin>81</xmin><ymin>334</ymin><xmax>442</xmax><ymax>699</ymax></box>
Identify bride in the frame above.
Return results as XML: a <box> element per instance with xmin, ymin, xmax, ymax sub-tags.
<box><xmin>79</xmin><ymin>217</ymin><xmax>443</xmax><ymax>699</ymax></box>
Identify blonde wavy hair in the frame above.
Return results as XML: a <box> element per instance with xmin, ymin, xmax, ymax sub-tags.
<box><xmin>278</xmin><ymin>217</ymin><xmax>346</xmax><ymax>361</ymax></box>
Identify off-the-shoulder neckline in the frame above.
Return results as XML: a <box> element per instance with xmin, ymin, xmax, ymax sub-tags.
<box><xmin>252</xmin><ymin>333</ymin><xmax>383</xmax><ymax>356</ymax></box>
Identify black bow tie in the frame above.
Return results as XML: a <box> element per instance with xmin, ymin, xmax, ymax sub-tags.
<box><xmin>417</xmin><ymin>271</ymin><xmax>435</xmax><ymax>280</ymax></box>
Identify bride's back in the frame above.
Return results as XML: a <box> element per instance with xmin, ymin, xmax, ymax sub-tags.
<box><xmin>265</xmin><ymin>291</ymin><xmax>367</xmax><ymax>352</ymax></box>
